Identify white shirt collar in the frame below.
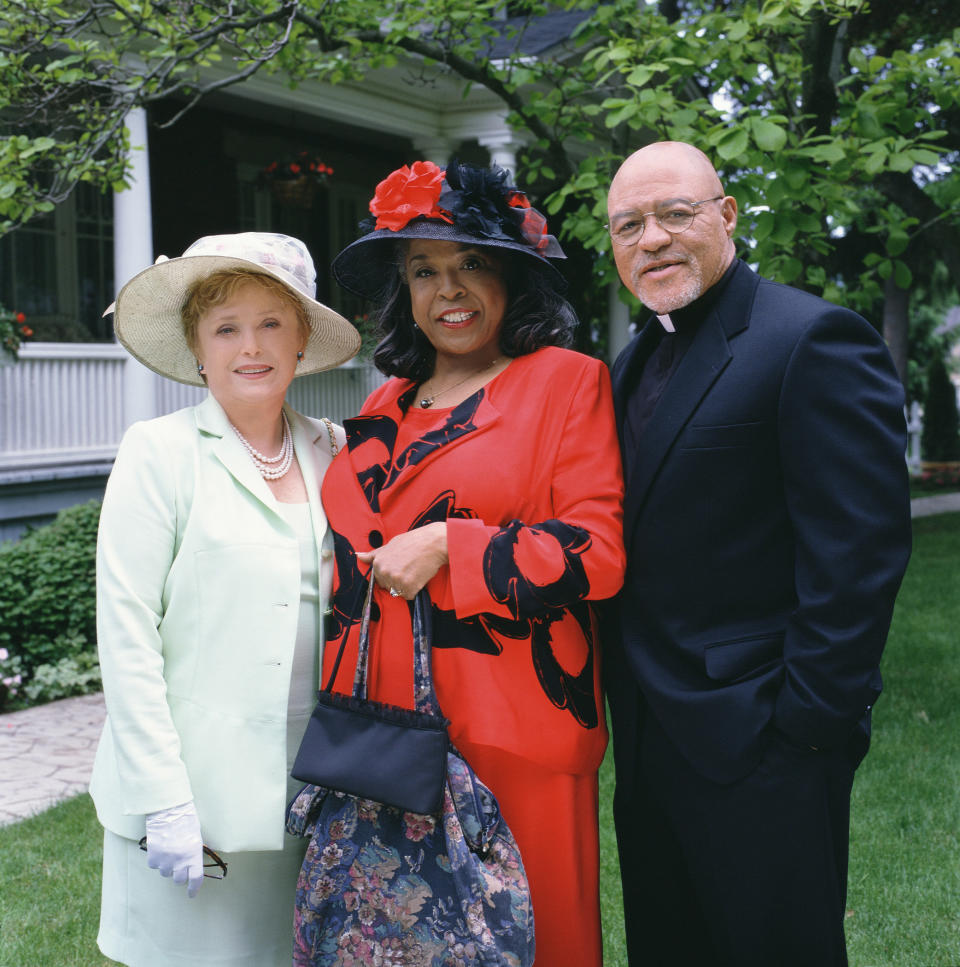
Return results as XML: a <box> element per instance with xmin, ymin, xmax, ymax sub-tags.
<box><xmin>656</xmin><ymin>313</ymin><xmax>676</xmax><ymax>333</ymax></box>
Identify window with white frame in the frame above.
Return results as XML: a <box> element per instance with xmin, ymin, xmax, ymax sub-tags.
<box><xmin>0</xmin><ymin>183</ymin><xmax>114</xmax><ymax>342</ymax></box>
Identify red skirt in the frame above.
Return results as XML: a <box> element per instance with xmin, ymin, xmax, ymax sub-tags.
<box><xmin>465</xmin><ymin>743</ymin><xmax>603</xmax><ymax>967</ymax></box>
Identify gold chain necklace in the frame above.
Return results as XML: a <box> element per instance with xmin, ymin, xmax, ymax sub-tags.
<box><xmin>418</xmin><ymin>357</ymin><xmax>502</xmax><ymax>409</ymax></box>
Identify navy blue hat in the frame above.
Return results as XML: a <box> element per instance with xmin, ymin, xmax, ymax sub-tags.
<box><xmin>332</xmin><ymin>160</ymin><xmax>567</xmax><ymax>299</ymax></box>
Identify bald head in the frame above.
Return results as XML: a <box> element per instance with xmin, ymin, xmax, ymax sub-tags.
<box><xmin>611</xmin><ymin>142</ymin><xmax>724</xmax><ymax>199</ymax></box>
<box><xmin>607</xmin><ymin>141</ymin><xmax>737</xmax><ymax>314</ymax></box>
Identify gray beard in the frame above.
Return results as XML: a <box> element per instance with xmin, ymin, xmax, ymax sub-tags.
<box><xmin>634</xmin><ymin>262</ymin><xmax>703</xmax><ymax>315</ymax></box>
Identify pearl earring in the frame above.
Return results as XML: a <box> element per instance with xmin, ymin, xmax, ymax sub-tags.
<box><xmin>197</xmin><ymin>362</ymin><xmax>204</xmax><ymax>373</ymax></box>
<box><xmin>297</xmin><ymin>350</ymin><xmax>304</xmax><ymax>362</ymax></box>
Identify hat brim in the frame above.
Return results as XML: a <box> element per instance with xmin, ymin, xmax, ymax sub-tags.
<box><xmin>114</xmin><ymin>254</ymin><xmax>361</xmax><ymax>386</ymax></box>
<box><xmin>332</xmin><ymin>220</ymin><xmax>568</xmax><ymax>301</ymax></box>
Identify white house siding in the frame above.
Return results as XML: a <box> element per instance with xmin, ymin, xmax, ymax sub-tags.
<box><xmin>0</xmin><ymin>345</ymin><xmax>385</xmax><ymax>542</ymax></box>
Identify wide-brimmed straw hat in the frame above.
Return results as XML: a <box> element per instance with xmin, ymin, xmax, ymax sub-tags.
<box><xmin>111</xmin><ymin>232</ymin><xmax>361</xmax><ymax>387</ymax></box>
<box><xmin>332</xmin><ymin>160</ymin><xmax>567</xmax><ymax>300</ymax></box>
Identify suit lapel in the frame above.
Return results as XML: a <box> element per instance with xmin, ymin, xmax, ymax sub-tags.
<box><xmin>620</xmin><ymin>261</ymin><xmax>759</xmax><ymax>548</ymax></box>
<box><xmin>288</xmin><ymin>406</ymin><xmax>333</xmax><ymax>561</ymax></box>
<box><xmin>611</xmin><ymin>321</ymin><xmax>660</xmax><ymax>431</ymax></box>
<box><xmin>195</xmin><ymin>394</ymin><xmax>288</xmax><ymax>524</ymax></box>
<box><xmin>342</xmin><ymin>380</ymin><xmax>503</xmax><ymax>514</ymax></box>
<box><xmin>622</xmin><ymin>316</ymin><xmax>732</xmax><ymax>543</ymax></box>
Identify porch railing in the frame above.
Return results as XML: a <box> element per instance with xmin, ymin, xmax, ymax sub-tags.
<box><xmin>1</xmin><ymin>342</ymin><xmax>926</xmax><ymax>498</ymax></box>
<box><xmin>0</xmin><ymin>342</ymin><xmax>385</xmax><ymax>479</ymax></box>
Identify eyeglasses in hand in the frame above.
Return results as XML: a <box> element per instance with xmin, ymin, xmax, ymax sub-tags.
<box><xmin>607</xmin><ymin>196</ymin><xmax>724</xmax><ymax>246</ymax></box>
<box><xmin>138</xmin><ymin>836</ymin><xmax>228</xmax><ymax>880</ymax></box>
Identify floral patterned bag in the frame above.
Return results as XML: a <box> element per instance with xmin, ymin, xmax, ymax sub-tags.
<box><xmin>285</xmin><ymin>584</ymin><xmax>535</xmax><ymax>966</ymax></box>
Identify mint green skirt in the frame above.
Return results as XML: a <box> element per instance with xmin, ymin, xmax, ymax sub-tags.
<box><xmin>97</xmin><ymin>827</ymin><xmax>308</xmax><ymax>966</ymax></box>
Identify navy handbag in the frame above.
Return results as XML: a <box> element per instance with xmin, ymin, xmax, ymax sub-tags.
<box><xmin>290</xmin><ymin>574</ymin><xmax>449</xmax><ymax>814</ymax></box>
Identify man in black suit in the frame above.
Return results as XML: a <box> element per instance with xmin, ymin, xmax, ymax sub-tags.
<box><xmin>604</xmin><ymin>141</ymin><xmax>912</xmax><ymax>966</ymax></box>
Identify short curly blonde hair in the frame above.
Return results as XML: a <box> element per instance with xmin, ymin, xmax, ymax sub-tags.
<box><xmin>181</xmin><ymin>269</ymin><xmax>310</xmax><ymax>355</ymax></box>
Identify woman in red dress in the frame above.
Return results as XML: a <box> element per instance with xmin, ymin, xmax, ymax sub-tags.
<box><xmin>318</xmin><ymin>160</ymin><xmax>624</xmax><ymax>964</ymax></box>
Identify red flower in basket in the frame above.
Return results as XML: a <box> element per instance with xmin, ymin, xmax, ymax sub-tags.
<box><xmin>260</xmin><ymin>151</ymin><xmax>333</xmax><ymax>184</ymax></box>
<box><xmin>370</xmin><ymin>161</ymin><xmax>451</xmax><ymax>231</ymax></box>
<box><xmin>1</xmin><ymin>307</ymin><xmax>31</xmax><ymax>357</ymax></box>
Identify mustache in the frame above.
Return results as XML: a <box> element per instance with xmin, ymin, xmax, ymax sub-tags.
<box><xmin>632</xmin><ymin>255</ymin><xmax>690</xmax><ymax>283</ymax></box>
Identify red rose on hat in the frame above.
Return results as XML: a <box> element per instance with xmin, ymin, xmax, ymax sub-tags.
<box><xmin>370</xmin><ymin>161</ymin><xmax>452</xmax><ymax>231</ymax></box>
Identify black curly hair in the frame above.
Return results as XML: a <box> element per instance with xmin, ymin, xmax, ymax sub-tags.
<box><xmin>370</xmin><ymin>241</ymin><xmax>578</xmax><ymax>382</ymax></box>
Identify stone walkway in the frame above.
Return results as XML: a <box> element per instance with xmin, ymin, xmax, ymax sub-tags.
<box><xmin>1</xmin><ymin>492</ymin><xmax>958</xmax><ymax>828</ymax></box>
<box><xmin>0</xmin><ymin>691</ymin><xmax>106</xmax><ymax>826</ymax></box>
<box><xmin>909</xmin><ymin>491</ymin><xmax>960</xmax><ymax>518</ymax></box>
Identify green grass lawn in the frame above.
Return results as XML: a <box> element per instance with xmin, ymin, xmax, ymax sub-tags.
<box><xmin>1</xmin><ymin>515</ymin><xmax>958</xmax><ymax>966</ymax></box>
<box><xmin>0</xmin><ymin>794</ymin><xmax>113</xmax><ymax>967</ymax></box>
<box><xmin>844</xmin><ymin>513</ymin><xmax>960</xmax><ymax>967</ymax></box>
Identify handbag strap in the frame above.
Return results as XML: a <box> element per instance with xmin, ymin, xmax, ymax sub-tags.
<box><xmin>352</xmin><ymin>572</ymin><xmax>375</xmax><ymax>700</ymax></box>
<box><xmin>321</xmin><ymin>569</ymin><xmax>443</xmax><ymax>717</ymax></box>
<box><xmin>411</xmin><ymin>586</ymin><xmax>443</xmax><ymax>718</ymax></box>
<box><xmin>320</xmin><ymin>417</ymin><xmax>339</xmax><ymax>456</ymax></box>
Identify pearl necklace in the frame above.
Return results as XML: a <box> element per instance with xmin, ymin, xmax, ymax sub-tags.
<box><xmin>418</xmin><ymin>357</ymin><xmax>502</xmax><ymax>408</ymax></box>
<box><xmin>231</xmin><ymin>412</ymin><xmax>294</xmax><ymax>480</ymax></box>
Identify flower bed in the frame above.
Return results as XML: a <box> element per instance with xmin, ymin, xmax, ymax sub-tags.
<box><xmin>910</xmin><ymin>461</ymin><xmax>960</xmax><ymax>496</ymax></box>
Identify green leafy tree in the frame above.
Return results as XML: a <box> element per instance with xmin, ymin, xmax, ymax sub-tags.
<box><xmin>905</xmin><ymin>260</ymin><xmax>958</xmax><ymax>408</ymax></box>
<box><xmin>1</xmin><ymin>0</ymin><xmax>957</xmax><ymax>371</ymax></box>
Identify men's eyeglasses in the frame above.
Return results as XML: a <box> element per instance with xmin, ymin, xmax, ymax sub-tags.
<box><xmin>138</xmin><ymin>836</ymin><xmax>228</xmax><ymax>880</ymax></box>
<box><xmin>608</xmin><ymin>196</ymin><xmax>724</xmax><ymax>246</ymax></box>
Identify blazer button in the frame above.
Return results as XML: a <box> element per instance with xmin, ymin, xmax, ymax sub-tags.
<box><xmin>368</xmin><ymin>530</ymin><xmax>383</xmax><ymax>548</ymax></box>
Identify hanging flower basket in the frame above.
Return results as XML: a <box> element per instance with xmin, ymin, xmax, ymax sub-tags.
<box><xmin>271</xmin><ymin>175</ymin><xmax>319</xmax><ymax>209</ymax></box>
<box><xmin>260</xmin><ymin>152</ymin><xmax>334</xmax><ymax>210</ymax></box>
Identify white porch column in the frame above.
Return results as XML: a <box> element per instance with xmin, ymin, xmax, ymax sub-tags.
<box><xmin>114</xmin><ymin>107</ymin><xmax>157</xmax><ymax>429</ymax></box>
<box><xmin>413</xmin><ymin>136</ymin><xmax>457</xmax><ymax>167</ymax></box>
<box><xmin>608</xmin><ymin>282</ymin><xmax>634</xmax><ymax>360</ymax></box>
<box><xmin>477</xmin><ymin>132</ymin><xmax>523</xmax><ymax>175</ymax></box>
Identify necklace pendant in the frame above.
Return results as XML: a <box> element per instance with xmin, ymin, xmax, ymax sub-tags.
<box><xmin>419</xmin><ymin>397</ymin><xmax>434</xmax><ymax>409</ymax></box>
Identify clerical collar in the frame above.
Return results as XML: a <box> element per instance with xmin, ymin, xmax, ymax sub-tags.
<box><xmin>655</xmin><ymin>258</ymin><xmax>741</xmax><ymax>334</ymax></box>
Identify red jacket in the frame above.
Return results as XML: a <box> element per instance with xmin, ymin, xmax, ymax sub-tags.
<box><xmin>321</xmin><ymin>346</ymin><xmax>626</xmax><ymax>774</ymax></box>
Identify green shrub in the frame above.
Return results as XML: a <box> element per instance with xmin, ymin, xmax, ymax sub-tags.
<box><xmin>0</xmin><ymin>647</ymin><xmax>24</xmax><ymax>707</ymax></box>
<box><xmin>0</xmin><ymin>500</ymin><xmax>101</xmax><ymax>709</ymax></box>
<box><xmin>23</xmin><ymin>645</ymin><xmax>102</xmax><ymax>705</ymax></box>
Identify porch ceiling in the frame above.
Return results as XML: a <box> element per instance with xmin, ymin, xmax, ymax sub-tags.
<box><xmin>203</xmin><ymin>58</ymin><xmax>512</xmax><ymax>148</ymax></box>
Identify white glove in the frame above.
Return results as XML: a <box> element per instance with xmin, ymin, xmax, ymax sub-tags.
<box><xmin>144</xmin><ymin>800</ymin><xmax>205</xmax><ymax>898</ymax></box>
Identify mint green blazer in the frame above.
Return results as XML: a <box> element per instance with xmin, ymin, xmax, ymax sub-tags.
<box><xmin>89</xmin><ymin>395</ymin><xmax>343</xmax><ymax>852</ymax></box>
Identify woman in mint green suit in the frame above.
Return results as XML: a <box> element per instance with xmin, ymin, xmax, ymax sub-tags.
<box><xmin>91</xmin><ymin>233</ymin><xmax>359</xmax><ymax>966</ymax></box>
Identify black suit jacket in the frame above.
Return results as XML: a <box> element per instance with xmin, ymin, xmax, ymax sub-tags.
<box><xmin>607</xmin><ymin>260</ymin><xmax>912</xmax><ymax>785</ymax></box>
